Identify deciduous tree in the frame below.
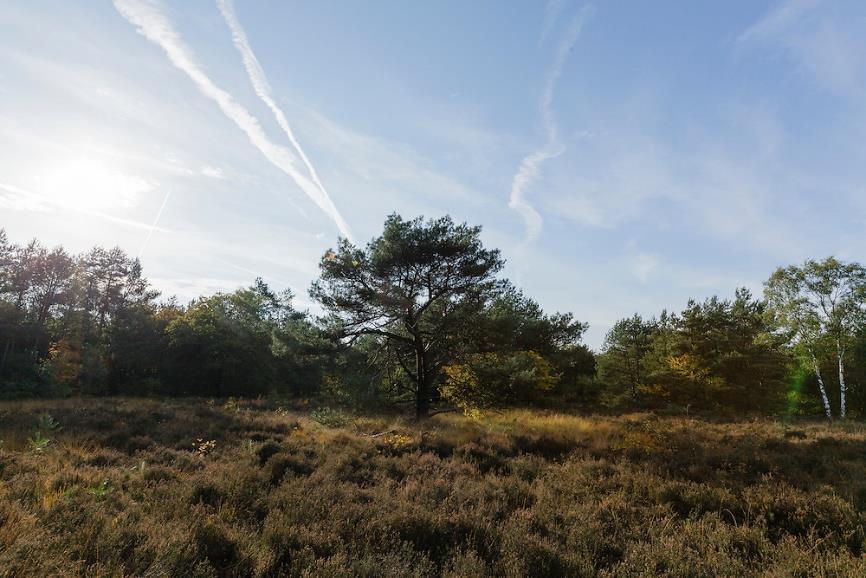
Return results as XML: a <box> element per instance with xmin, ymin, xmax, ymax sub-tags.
<box><xmin>765</xmin><ymin>257</ymin><xmax>866</xmax><ymax>418</ymax></box>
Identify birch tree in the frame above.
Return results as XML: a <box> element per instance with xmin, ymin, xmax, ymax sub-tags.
<box><xmin>765</xmin><ymin>257</ymin><xmax>866</xmax><ymax>419</ymax></box>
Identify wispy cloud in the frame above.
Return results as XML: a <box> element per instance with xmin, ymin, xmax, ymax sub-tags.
<box><xmin>737</xmin><ymin>0</ymin><xmax>820</xmax><ymax>45</ymax></box>
<box><xmin>149</xmin><ymin>276</ymin><xmax>247</xmax><ymax>303</ymax></box>
<box><xmin>112</xmin><ymin>0</ymin><xmax>353</xmax><ymax>240</ymax></box>
<box><xmin>509</xmin><ymin>4</ymin><xmax>592</xmax><ymax>245</ymax></box>
<box><xmin>220</xmin><ymin>260</ymin><xmax>317</xmax><ymax>309</ymax></box>
<box><xmin>738</xmin><ymin>0</ymin><xmax>865</xmax><ymax>98</ymax></box>
<box><xmin>631</xmin><ymin>253</ymin><xmax>658</xmax><ymax>284</ymax></box>
<box><xmin>0</xmin><ymin>182</ymin><xmax>50</xmax><ymax>213</ymax></box>
<box><xmin>0</xmin><ymin>181</ymin><xmax>167</xmax><ymax>232</ymax></box>
<box><xmin>547</xmin><ymin>129</ymin><xmax>805</xmax><ymax>259</ymax></box>
<box><xmin>215</xmin><ymin>0</ymin><xmax>345</xmax><ymax>236</ymax></box>
<box><xmin>200</xmin><ymin>165</ymin><xmax>225</xmax><ymax>179</ymax></box>
<box><xmin>298</xmin><ymin>107</ymin><xmax>485</xmax><ymax>215</ymax></box>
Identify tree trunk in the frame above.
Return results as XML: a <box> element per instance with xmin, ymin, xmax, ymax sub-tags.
<box><xmin>0</xmin><ymin>338</ymin><xmax>11</xmax><ymax>376</ymax></box>
<box><xmin>811</xmin><ymin>353</ymin><xmax>832</xmax><ymax>420</ymax></box>
<box><xmin>837</xmin><ymin>341</ymin><xmax>847</xmax><ymax>419</ymax></box>
<box><xmin>414</xmin><ymin>338</ymin><xmax>430</xmax><ymax>419</ymax></box>
<box><xmin>415</xmin><ymin>379</ymin><xmax>430</xmax><ymax>419</ymax></box>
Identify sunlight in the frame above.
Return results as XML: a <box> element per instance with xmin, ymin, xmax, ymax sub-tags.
<box><xmin>34</xmin><ymin>158</ymin><xmax>150</xmax><ymax>212</ymax></box>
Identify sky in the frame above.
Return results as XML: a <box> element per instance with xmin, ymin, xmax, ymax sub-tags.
<box><xmin>2</xmin><ymin>0</ymin><xmax>866</xmax><ymax>348</ymax></box>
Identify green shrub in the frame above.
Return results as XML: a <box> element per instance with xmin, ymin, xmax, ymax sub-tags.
<box><xmin>310</xmin><ymin>406</ymin><xmax>350</xmax><ymax>428</ymax></box>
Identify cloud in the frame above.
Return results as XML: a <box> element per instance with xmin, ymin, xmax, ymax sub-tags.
<box><xmin>546</xmin><ymin>131</ymin><xmax>676</xmax><ymax>229</ymax></box>
<box><xmin>113</xmin><ymin>0</ymin><xmax>353</xmax><ymax>240</ymax></box>
<box><xmin>737</xmin><ymin>0</ymin><xmax>820</xmax><ymax>45</ymax></box>
<box><xmin>738</xmin><ymin>0</ymin><xmax>865</xmax><ymax>98</ymax></box>
<box><xmin>297</xmin><ymin>107</ymin><xmax>485</xmax><ymax>211</ymax></box>
<box><xmin>509</xmin><ymin>148</ymin><xmax>559</xmax><ymax>241</ymax></box>
<box><xmin>550</xmin><ymin>193</ymin><xmax>610</xmax><ymax>228</ymax></box>
<box><xmin>541</xmin><ymin>94</ymin><xmax>813</xmax><ymax>261</ymax></box>
<box><xmin>631</xmin><ymin>253</ymin><xmax>658</xmax><ymax>284</ymax></box>
<box><xmin>0</xmin><ymin>181</ymin><xmax>51</xmax><ymax>212</ymax></box>
<box><xmin>508</xmin><ymin>5</ymin><xmax>592</xmax><ymax>245</ymax></box>
<box><xmin>0</xmin><ymin>181</ymin><xmax>167</xmax><ymax>231</ymax></box>
<box><xmin>33</xmin><ymin>158</ymin><xmax>152</xmax><ymax>210</ymax></box>
<box><xmin>200</xmin><ymin>165</ymin><xmax>225</xmax><ymax>179</ymax></box>
<box><xmin>148</xmin><ymin>276</ymin><xmax>246</xmax><ymax>303</ymax></box>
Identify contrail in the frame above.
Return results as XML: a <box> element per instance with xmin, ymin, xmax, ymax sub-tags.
<box><xmin>539</xmin><ymin>0</ymin><xmax>566</xmax><ymax>46</ymax></box>
<box><xmin>217</xmin><ymin>0</ymin><xmax>333</xmax><ymax>214</ymax></box>
<box><xmin>113</xmin><ymin>0</ymin><xmax>353</xmax><ymax>241</ymax></box>
<box><xmin>509</xmin><ymin>5</ymin><xmax>592</xmax><ymax>244</ymax></box>
<box><xmin>138</xmin><ymin>189</ymin><xmax>171</xmax><ymax>259</ymax></box>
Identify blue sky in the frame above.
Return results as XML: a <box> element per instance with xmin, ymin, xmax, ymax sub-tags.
<box><xmin>2</xmin><ymin>0</ymin><xmax>865</xmax><ymax>348</ymax></box>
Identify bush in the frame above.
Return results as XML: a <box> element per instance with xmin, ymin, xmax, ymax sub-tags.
<box><xmin>310</xmin><ymin>406</ymin><xmax>350</xmax><ymax>428</ymax></box>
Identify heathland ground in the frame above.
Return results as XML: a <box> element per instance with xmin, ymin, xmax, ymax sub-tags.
<box><xmin>1</xmin><ymin>398</ymin><xmax>864</xmax><ymax>577</ymax></box>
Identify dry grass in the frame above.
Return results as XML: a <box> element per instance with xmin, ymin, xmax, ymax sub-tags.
<box><xmin>1</xmin><ymin>398</ymin><xmax>865</xmax><ymax>577</ymax></box>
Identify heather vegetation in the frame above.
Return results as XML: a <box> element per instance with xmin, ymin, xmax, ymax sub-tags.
<box><xmin>2</xmin><ymin>216</ymin><xmax>866</xmax><ymax>575</ymax></box>
<box><xmin>1</xmin><ymin>398</ymin><xmax>865</xmax><ymax>577</ymax></box>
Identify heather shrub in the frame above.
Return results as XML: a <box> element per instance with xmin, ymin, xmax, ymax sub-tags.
<box><xmin>0</xmin><ymin>399</ymin><xmax>865</xmax><ymax>576</ymax></box>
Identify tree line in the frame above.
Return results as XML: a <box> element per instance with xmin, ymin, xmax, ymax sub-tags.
<box><xmin>1</xmin><ymin>216</ymin><xmax>864</xmax><ymax>418</ymax></box>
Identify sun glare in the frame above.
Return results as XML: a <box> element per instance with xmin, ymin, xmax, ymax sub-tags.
<box><xmin>34</xmin><ymin>159</ymin><xmax>151</xmax><ymax>212</ymax></box>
